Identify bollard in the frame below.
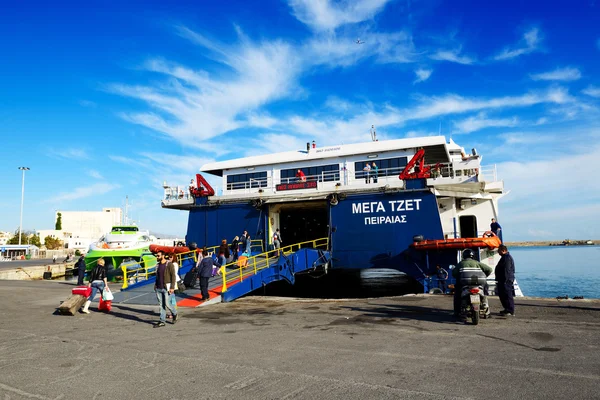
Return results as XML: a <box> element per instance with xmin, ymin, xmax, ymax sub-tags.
<box><xmin>43</xmin><ymin>266</ymin><xmax>52</xmax><ymax>280</ymax></box>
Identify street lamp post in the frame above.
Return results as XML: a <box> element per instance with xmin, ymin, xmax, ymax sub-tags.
<box><xmin>18</xmin><ymin>167</ymin><xmax>30</xmax><ymax>246</ymax></box>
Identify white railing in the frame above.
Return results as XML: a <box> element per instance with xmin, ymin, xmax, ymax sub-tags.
<box><xmin>479</xmin><ymin>165</ymin><xmax>498</xmax><ymax>182</ymax></box>
<box><xmin>161</xmin><ymin>161</ymin><xmax>500</xmax><ymax>203</ymax></box>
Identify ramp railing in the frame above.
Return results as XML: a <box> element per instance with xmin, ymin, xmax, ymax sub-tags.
<box><xmin>220</xmin><ymin>237</ymin><xmax>329</xmax><ymax>293</ymax></box>
<box><xmin>120</xmin><ymin>244</ymin><xmax>219</xmax><ymax>290</ymax></box>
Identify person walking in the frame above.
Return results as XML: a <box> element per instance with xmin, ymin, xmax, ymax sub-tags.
<box><xmin>197</xmin><ymin>249</ymin><xmax>214</xmax><ymax>301</ymax></box>
<box><xmin>75</xmin><ymin>255</ymin><xmax>86</xmax><ymax>286</ymax></box>
<box><xmin>495</xmin><ymin>244</ymin><xmax>515</xmax><ymax>316</ymax></box>
<box><xmin>153</xmin><ymin>250</ymin><xmax>178</xmax><ymax>328</ymax></box>
<box><xmin>240</xmin><ymin>230</ymin><xmax>248</xmax><ymax>253</ymax></box>
<box><xmin>245</xmin><ymin>234</ymin><xmax>252</xmax><ymax>256</ymax></box>
<box><xmin>273</xmin><ymin>229</ymin><xmax>282</xmax><ymax>256</ymax></box>
<box><xmin>81</xmin><ymin>258</ymin><xmax>108</xmax><ymax>314</ymax></box>
<box><xmin>218</xmin><ymin>239</ymin><xmax>230</xmax><ymax>267</ymax></box>
<box><xmin>52</xmin><ymin>254</ymin><xmax>57</xmax><ymax>264</ymax></box>
<box><xmin>231</xmin><ymin>236</ymin><xmax>240</xmax><ymax>262</ymax></box>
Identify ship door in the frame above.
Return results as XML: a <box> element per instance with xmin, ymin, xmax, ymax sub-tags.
<box><xmin>279</xmin><ymin>201</ymin><xmax>329</xmax><ymax>246</ymax></box>
<box><xmin>459</xmin><ymin>215</ymin><xmax>478</xmax><ymax>238</ymax></box>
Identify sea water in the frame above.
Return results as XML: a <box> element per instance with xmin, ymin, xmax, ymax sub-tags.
<box><xmin>512</xmin><ymin>246</ymin><xmax>600</xmax><ymax>299</ymax></box>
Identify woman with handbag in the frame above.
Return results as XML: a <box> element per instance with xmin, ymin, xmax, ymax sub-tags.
<box><xmin>81</xmin><ymin>258</ymin><xmax>109</xmax><ymax>314</ymax></box>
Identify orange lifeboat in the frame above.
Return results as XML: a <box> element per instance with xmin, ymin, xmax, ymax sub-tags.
<box><xmin>149</xmin><ymin>244</ymin><xmax>195</xmax><ymax>255</ymax></box>
<box><xmin>411</xmin><ymin>231</ymin><xmax>501</xmax><ymax>251</ymax></box>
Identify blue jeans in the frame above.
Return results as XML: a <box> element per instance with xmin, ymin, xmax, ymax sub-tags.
<box><xmin>88</xmin><ymin>281</ymin><xmax>105</xmax><ymax>301</ymax></box>
<box><xmin>156</xmin><ymin>288</ymin><xmax>177</xmax><ymax>323</ymax></box>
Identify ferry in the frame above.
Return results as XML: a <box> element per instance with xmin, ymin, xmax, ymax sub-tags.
<box><xmin>85</xmin><ymin>225</ymin><xmax>156</xmax><ymax>280</ymax></box>
<box><xmin>161</xmin><ymin>135</ymin><xmax>522</xmax><ymax>296</ymax></box>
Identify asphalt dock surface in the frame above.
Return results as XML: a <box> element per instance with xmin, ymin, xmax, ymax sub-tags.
<box><xmin>0</xmin><ymin>280</ymin><xmax>598</xmax><ymax>400</ymax></box>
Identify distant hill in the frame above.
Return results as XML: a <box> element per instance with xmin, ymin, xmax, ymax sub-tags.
<box><xmin>506</xmin><ymin>240</ymin><xmax>599</xmax><ymax>247</ymax></box>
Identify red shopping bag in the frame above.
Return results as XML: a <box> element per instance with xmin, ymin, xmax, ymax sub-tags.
<box><xmin>98</xmin><ymin>297</ymin><xmax>112</xmax><ymax>312</ymax></box>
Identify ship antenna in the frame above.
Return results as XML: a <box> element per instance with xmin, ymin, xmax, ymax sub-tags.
<box><xmin>370</xmin><ymin>125</ymin><xmax>377</xmax><ymax>141</ymax></box>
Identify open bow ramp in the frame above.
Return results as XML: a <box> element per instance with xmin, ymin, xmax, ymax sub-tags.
<box><xmin>109</xmin><ymin>239</ymin><xmax>330</xmax><ymax>307</ymax></box>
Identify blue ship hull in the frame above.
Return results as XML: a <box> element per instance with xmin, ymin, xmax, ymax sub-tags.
<box><xmin>185</xmin><ymin>187</ymin><xmax>458</xmax><ymax>282</ymax></box>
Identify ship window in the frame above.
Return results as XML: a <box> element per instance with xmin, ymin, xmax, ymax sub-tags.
<box><xmin>280</xmin><ymin>164</ymin><xmax>340</xmax><ymax>183</ymax></box>
<box><xmin>226</xmin><ymin>171</ymin><xmax>268</xmax><ymax>190</ymax></box>
<box><xmin>354</xmin><ymin>156</ymin><xmax>407</xmax><ymax>180</ymax></box>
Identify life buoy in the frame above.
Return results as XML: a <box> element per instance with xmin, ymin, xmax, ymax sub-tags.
<box><xmin>176</xmin><ymin>241</ymin><xmax>185</xmax><ymax>247</ymax></box>
<box><xmin>483</xmin><ymin>231</ymin><xmax>496</xmax><ymax>238</ymax></box>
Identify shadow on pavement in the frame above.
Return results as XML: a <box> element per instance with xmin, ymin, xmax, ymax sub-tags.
<box><xmin>340</xmin><ymin>303</ymin><xmax>458</xmax><ymax>325</ymax></box>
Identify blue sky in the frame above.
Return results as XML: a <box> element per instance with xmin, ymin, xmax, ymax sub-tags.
<box><xmin>1</xmin><ymin>0</ymin><xmax>599</xmax><ymax>241</ymax></box>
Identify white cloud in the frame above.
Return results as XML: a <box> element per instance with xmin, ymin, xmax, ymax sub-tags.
<box><xmin>47</xmin><ymin>147</ymin><xmax>90</xmax><ymax>160</ymax></box>
<box><xmin>413</xmin><ymin>68</ymin><xmax>432</xmax><ymax>84</ymax></box>
<box><xmin>87</xmin><ymin>170</ymin><xmax>104</xmax><ymax>180</ymax></box>
<box><xmin>249</xmin><ymin>133</ymin><xmax>309</xmax><ymax>156</ymax></box>
<box><xmin>245</xmin><ymin>112</ymin><xmax>278</xmax><ymax>128</ymax></box>
<box><xmin>46</xmin><ymin>183</ymin><xmax>120</xmax><ymax>203</ymax></box>
<box><xmin>303</xmin><ymin>31</ymin><xmax>416</xmax><ymax>68</ymax></box>
<box><xmin>582</xmin><ymin>85</ymin><xmax>600</xmax><ymax>98</ymax></box>
<box><xmin>409</xmin><ymin>87</ymin><xmax>572</xmax><ymax>120</ymax></box>
<box><xmin>454</xmin><ymin>113</ymin><xmax>518</xmax><ymax>134</ymax></box>
<box><xmin>110</xmin><ymin>26</ymin><xmax>302</xmax><ymax>144</ymax></box>
<box><xmin>530</xmin><ymin>66</ymin><xmax>581</xmax><ymax>82</ymax></box>
<box><xmin>429</xmin><ymin>48</ymin><xmax>475</xmax><ymax>65</ymax></box>
<box><xmin>288</xmin><ymin>0</ymin><xmax>391</xmax><ymax>31</ymax></box>
<box><xmin>283</xmin><ymin>87</ymin><xmax>572</xmax><ymax>145</ymax></box>
<box><xmin>498</xmin><ymin>145</ymin><xmax>600</xmax><ymax>240</ymax></box>
<box><xmin>494</xmin><ymin>27</ymin><xmax>542</xmax><ymax>61</ymax></box>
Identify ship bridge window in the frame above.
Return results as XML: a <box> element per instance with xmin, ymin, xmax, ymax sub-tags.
<box><xmin>281</xmin><ymin>164</ymin><xmax>340</xmax><ymax>183</ymax></box>
<box><xmin>112</xmin><ymin>226</ymin><xmax>138</xmax><ymax>232</ymax></box>
<box><xmin>227</xmin><ymin>171</ymin><xmax>268</xmax><ymax>190</ymax></box>
<box><xmin>354</xmin><ymin>156</ymin><xmax>407</xmax><ymax>179</ymax></box>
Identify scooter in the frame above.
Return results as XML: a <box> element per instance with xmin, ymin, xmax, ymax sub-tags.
<box><xmin>460</xmin><ymin>285</ymin><xmax>490</xmax><ymax>325</ymax></box>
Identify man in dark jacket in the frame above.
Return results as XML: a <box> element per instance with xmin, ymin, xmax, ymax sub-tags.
<box><xmin>198</xmin><ymin>250</ymin><xmax>215</xmax><ymax>300</ymax></box>
<box><xmin>153</xmin><ymin>250</ymin><xmax>178</xmax><ymax>328</ymax></box>
<box><xmin>452</xmin><ymin>249</ymin><xmax>492</xmax><ymax>317</ymax></box>
<box><xmin>495</xmin><ymin>244</ymin><xmax>515</xmax><ymax>316</ymax></box>
<box><xmin>76</xmin><ymin>255</ymin><xmax>86</xmax><ymax>285</ymax></box>
<box><xmin>197</xmin><ymin>250</ymin><xmax>214</xmax><ymax>301</ymax></box>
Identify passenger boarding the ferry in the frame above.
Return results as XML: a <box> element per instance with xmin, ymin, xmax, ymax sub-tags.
<box><xmin>296</xmin><ymin>169</ymin><xmax>307</xmax><ymax>182</ymax></box>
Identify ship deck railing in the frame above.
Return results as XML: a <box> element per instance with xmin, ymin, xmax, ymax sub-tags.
<box><xmin>161</xmin><ymin>160</ymin><xmax>499</xmax><ymax>205</ymax></box>
<box><xmin>219</xmin><ymin>237</ymin><xmax>329</xmax><ymax>293</ymax></box>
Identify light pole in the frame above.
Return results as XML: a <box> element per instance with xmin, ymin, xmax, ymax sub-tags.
<box><xmin>18</xmin><ymin>167</ymin><xmax>30</xmax><ymax>246</ymax></box>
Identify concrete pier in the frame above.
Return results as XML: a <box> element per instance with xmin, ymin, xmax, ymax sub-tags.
<box><xmin>0</xmin><ymin>260</ymin><xmax>75</xmax><ymax>280</ymax></box>
<box><xmin>0</xmin><ymin>280</ymin><xmax>598</xmax><ymax>399</ymax></box>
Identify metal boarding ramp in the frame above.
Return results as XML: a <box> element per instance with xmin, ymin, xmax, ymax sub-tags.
<box><xmin>109</xmin><ymin>238</ymin><xmax>331</xmax><ymax>307</ymax></box>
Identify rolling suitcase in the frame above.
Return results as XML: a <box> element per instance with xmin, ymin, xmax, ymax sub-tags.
<box><xmin>183</xmin><ymin>267</ymin><xmax>198</xmax><ymax>289</ymax></box>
